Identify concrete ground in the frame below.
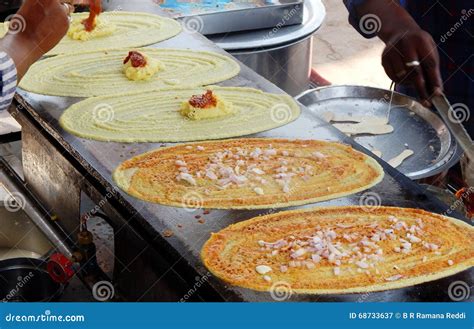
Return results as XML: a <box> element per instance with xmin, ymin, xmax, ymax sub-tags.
<box><xmin>312</xmin><ymin>0</ymin><xmax>391</xmax><ymax>88</ymax></box>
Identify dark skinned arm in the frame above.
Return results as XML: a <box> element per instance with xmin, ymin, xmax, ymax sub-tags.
<box><xmin>354</xmin><ymin>0</ymin><xmax>443</xmax><ymax>106</ymax></box>
<box><xmin>0</xmin><ymin>0</ymin><xmax>73</xmax><ymax>80</ymax></box>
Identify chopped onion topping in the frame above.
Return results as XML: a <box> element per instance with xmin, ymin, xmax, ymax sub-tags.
<box><xmin>263</xmin><ymin>275</ymin><xmax>272</xmax><ymax>282</ymax></box>
<box><xmin>312</xmin><ymin>151</ymin><xmax>326</xmax><ymax>159</ymax></box>
<box><xmin>256</xmin><ymin>265</ymin><xmax>272</xmax><ymax>274</ymax></box>
<box><xmin>176</xmin><ymin>172</ymin><xmax>196</xmax><ymax>186</ymax></box>
<box><xmin>356</xmin><ymin>261</ymin><xmax>369</xmax><ymax>269</ymax></box>
<box><xmin>254</xmin><ymin>187</ymin><xmax>264</xmax><ymax>195</ymax></box>
<box><xmin>385</xmin><ymin>274</ymin><xmax>403</xmax><ymax>281</ymax></box>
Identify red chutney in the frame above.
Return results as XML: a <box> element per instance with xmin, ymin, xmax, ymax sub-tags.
<box><xmin>188</xmin><ymin>90</ymin><xmax>217</xmax><ymax>109</ymax></box>
<box><xmin>82</xmin><ymin>0</ymin><xmax>102</xmax><ymax>32</ymax></box>
<box><xmin>123</xmin><ymin>51</ymin><xmax>147</xmax><ymax>68</ymax></box>
<box><xmin>455</xmin><ymin>187</ymin><xmax>474</xmax><ymax>218</ymax></box>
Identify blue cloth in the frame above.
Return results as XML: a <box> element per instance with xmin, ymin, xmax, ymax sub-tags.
<box><xmin>0</xmin><ymin>51</ymin><xmax>17</xmax><ymax>112</ymax></box>
<box><xmin>344</xmin><ymin>0</ymin><xmax>474</xmax><ymax>137</ymax></box>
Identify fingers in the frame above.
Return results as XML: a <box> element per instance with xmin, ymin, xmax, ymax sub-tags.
<box><xmin>381</xmin><ymin>30</ymin><xmax>443</xmax><ymax>106</ymax></box>
<box><xmin>401</xmin><ymin>44</ymin><xmax>430</xmax><ymax>102</ymax></box>
<box><xmin>417</xmin><ymin>41</ymin><xmax>443</xmax><ymax>96</ymax></box>
<box><xmin>382</xmin><ymin>48</ymin><xmax>406</xmax><ymax>83</ymax></box>
<box><xmin>60</xmin><ymin>1</ymin><xmax>75</xmax><ymax>15</ymax></box>
<box><xmin>412</xmin><ymin>68</ymin><xmax>430</xmax><ymax>105</ymax></box>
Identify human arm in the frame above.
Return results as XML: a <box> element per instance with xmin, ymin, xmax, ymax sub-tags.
<box><xmin>344</xmin><ymin>0</ymin><xmax>443</xmax><ymax>105</ymax></box>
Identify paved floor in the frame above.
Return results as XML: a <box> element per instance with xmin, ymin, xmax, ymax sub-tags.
<box><xmin>312</xmin><ymin>0</ymin><xmax>391</xmax><ymax>88</ymax></box>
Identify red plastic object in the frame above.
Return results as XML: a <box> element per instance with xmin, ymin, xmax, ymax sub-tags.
<box><xmin>47</xmin><ymin>253</ymin><xmax>75</xmax><ymax>283</ymax></box>
<box><xmin>310</xmin><ymin>68</ymin><xmax>332</xmax><ymax>87</ymax></box>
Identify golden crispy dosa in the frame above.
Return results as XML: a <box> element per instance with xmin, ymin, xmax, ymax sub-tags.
<box><xmin>113</xmin><ymin>139</ymin><xmax>384</xmax><ymax>209</ymax></box>
<box><xmin>201</xmin><ymin>206</ymin><xmax>474</xmax><ymax>294</ymax></box>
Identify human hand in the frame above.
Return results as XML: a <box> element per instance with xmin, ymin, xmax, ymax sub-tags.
<box><xmin>381</xmin><ymin>28</ymin><xmax>443</xmax><ymax>106</ymax></box>
<box><xmin>0</xmin><ymin>0</ymin><xmax>73</xmax><ymax>79</ymax></box>
<box><xmin>15</xmin><ymin>0</ymin><xmax>73</xmax><ymax>58</ymax></box>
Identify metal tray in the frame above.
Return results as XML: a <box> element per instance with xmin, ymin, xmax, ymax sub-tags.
<box><xmin>297</xmin><ymin>85</ymin><xmax>462</xmax><ymax>179</ymax></box>
<box><xmin>208</xmin><ymin>0</ymin><xmax>325</xmax><ymax>50</ymax></box>
<box><xmin>103</xmin><ymin>0</ymin><xmax>304</xmax><ymax>35</ymax></box>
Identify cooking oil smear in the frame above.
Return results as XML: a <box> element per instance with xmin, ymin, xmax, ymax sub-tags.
<box><xmin>0</xmin><ymin>248</ymin><xmax>42</xmax><ymax>261</ymax></box>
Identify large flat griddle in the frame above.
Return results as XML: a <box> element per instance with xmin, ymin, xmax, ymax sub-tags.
<box><xmin>13</xmin><ymin>1</ymin><xmax>472</xmax><ymax>302</ymax></box>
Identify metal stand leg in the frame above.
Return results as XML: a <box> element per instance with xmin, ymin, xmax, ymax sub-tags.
<box><xmin>12</xmin><ymin>104</ymin><xmax>199</xmax><ymax>301</ymax></box>
<box><xmin>18</xmin><ymin>113</ymin><xmax>82</xmax><ymax>236</ymax></box>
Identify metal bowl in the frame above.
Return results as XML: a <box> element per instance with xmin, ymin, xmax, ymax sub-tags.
<box><xmin>0</xmin><ymin>203</ymin><xmax>52</xmax><ymax>260</ymax></box>
<box><xmin>297</xmin><ymin>85</ymin><xmax>462</xmax><ymax>179</ymax></box>
<box><xmin>0</xmin><ymin>258</ymin><xmax>64</xmax><ymax>302</ymax></box>
<box><xmin>208</xmin><ymin>0</ymin><xmax>326</xmax><ymax>96</ymax></box>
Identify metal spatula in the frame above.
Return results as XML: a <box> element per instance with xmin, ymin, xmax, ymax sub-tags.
<box><xmin>431</xmin><ymin>94</ymin><xmax>474</xmax><ymax>163</ymax></box>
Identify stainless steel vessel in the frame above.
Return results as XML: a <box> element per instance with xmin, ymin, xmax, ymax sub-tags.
<box><xmin>0</xmin><ymin>258</ymin><xmax>64</xmax><ymax>302</ymax></box>
<box><xmin>207</xmin><ymin>0</ymin><xmax>325</xmax><ymax>96</ymax></box>
<box><xmin>0</xmin><ymin>201</ymin><xmax>52</xmax><ymax>260</ymax></box>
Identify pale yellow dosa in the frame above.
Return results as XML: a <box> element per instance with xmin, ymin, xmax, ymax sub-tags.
<box><xmin>113</xmin><ymin>139</ymin><xmax>384</xmax><ymax>209</ymax></box>
<box><xmin>59</xmin><ymin>86</ymin><xmax>300</xmax><ymax>142</ymax></box>
<box><xmin>19</xmin><ymin>48</ymin><xmax>240</xmax><ymax>97</ymax></box>
<box><xmin>201</xmin><ymin>206</ymin><xmax>474</xmax><ymax>294</ymax></box>
<box><xmin>1</xmin><ymin>12</ymin><xmax>181</xmax><ymax>55</ymax></box>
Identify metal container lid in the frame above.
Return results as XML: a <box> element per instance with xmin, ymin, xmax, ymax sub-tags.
<box><xmin>207</xmin><ymin>0</ymin><xmax>325</xmax><ymax>51</ymax></box>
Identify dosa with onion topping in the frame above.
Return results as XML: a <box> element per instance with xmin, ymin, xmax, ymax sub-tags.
<box><xmin>201</xmin><ymin>206</ymin><xmax>474</xmax><ymax>294</ymax></box>
<box><xmin>113</xmin><ymin>139</ymin><xmax>384</xmax><ymax>209</ymax></box>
